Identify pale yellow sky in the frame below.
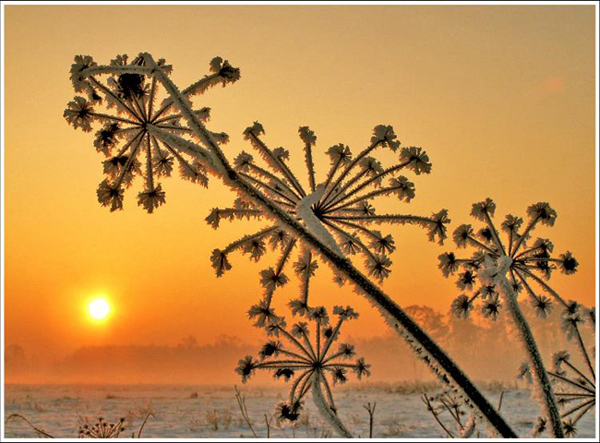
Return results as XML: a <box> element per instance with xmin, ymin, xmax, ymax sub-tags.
<box><xmin>4</xmin><ymin>5</ymin><xmax>596</xmax><ymax>366</ymax></box>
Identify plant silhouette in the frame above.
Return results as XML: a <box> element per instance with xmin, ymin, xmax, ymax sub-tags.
<box><xmin>237</xmin><ymin>305</ymin><xmax>369</xmax><ymax>437</ymax></box>
<box><xmin>437</xmin><ymin>199</ymin><xmax>589</xmax><ymax>437</ymax></box>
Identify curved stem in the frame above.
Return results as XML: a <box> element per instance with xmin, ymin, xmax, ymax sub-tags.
<box><xmin>495</xmin><ymin>274</ymin><xmax>564</xmax><ymax>437</ymax></box>
<box><xmin>137</xmin><ymin>54</ymin><xmax>518</xmax><ymax>437</ymax></box>
<box><xmin>312</xmin><ymin>373</ymin><xmax>353</xmax><ymax>438</ymax></box>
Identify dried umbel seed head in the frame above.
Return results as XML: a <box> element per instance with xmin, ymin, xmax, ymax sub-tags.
<box><xmin>64</xmin><ymin>53</ymin><xmax>239</xmax><ymax>213</ymax></box>
<box><xmin>236</xmin><ymin>305</ymin><xmax>369</xmax><ymax>432</ymax></box>
<box><xmin>438</xmin><ymin>199</ymin><xmax>578</xmax><ymax>322</ymax></box>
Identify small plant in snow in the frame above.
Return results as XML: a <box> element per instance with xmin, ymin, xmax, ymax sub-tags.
<box><xmin>422</xmin><ymin>390</ymin><xmax>483</xmax><ymax>438</ymax></box>
<box><xmin>78</xmin><ymin>417</ymin><xmax>127</xmax><ymax>438</ymax></box>
<box><xmin>437</xmin><ymin>198</ymin><xmax>583</xmax><ymax>438</ymax></box>
<box><xmin>236</xmin><ymin>305</ymin><xmax>370</xmax><ymax>437</ymax></box>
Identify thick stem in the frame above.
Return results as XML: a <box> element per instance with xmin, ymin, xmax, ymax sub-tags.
<box><xmin>312</xmin><ymin>373</ymin><xmax>353</xmax><ymax>438</ymax></box>
<box><xmin>496</xmin><ymin>274</ymin><xmax>564</xmax><ymax>437</ymax></box>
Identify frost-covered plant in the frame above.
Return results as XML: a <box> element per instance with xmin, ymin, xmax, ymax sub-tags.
<box><xmin>78</xmin><ymin>417</ymin><xmax>127</xmax><ymax>438</ymax></box>
<box><xmin>422</xmin><ymin>390</ymin><xmax>485</xmax><ymax>438</ymax></box>
<box><xmin>438</xmin><ymin>198</ymin><xmax>583</xmax><ymax>438</ymax></box>
<box><xmin>64</xmin><ymin>53</ymin><xmax>516</xmax><ymax>437</ymax></box>
<box><xmin>236</xmin><ymin>305</ymin><xmax>369</xmax><ymax>437</ymax></box>
<box><xmin>207</xmin><ymin>122</ymin><xmax>448</xmax><ymax>286</ymax></box>
<box><xmin>5</xmin><ymin>413</ymin><xmax>153</xmax><ymax>439</ymax></box>
<box><xmin>64</xmin><ymin>54</ymin><xmax>239</xmax><ymax>213</ymax></box>
<box><xmin>206</xmin><ymin>121</ymin><xmax>449</xmax><ymax>328</ymax></box>
<box><xmin>523</xmin><ymin>306</ymin><xmax>596</xmax><ymax>438</ymax></box>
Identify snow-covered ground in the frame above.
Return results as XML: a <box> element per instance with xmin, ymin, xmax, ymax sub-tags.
<box><xmin>4</xmin><ymin>384</ymin><xmax>596</xmax><ymax>438</ymax></box>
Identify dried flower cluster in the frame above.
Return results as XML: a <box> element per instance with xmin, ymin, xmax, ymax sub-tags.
<box><xmin>65</xmin><ymin>54</ymin><xmax>239</xmax><ymax>213</ymax></box>
<box><xmin>207</xmin><ymin>122</ymin><xmax>450</xmax><ymax>322</ymax></box>
<box><xmin>438</xmin><ymin>199</ymin><xmax>578</xmax><ymax>321</ymax></box>
<box><xmin>438</xmin><ymin>198</ymin><xmax>593</xmax><ymax>438</ymax></box>
<box><xmin>78</xmin><ymin>417</ymin><xmax>126</xmax><ymax>438</ymax></box>
<box><xmin>236</xmin><ymin>305</ymin><xmax>369</xmax><ymax>436</ymax></box>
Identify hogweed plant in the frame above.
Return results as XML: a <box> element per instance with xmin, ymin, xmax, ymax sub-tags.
<box><xmin>437</xmin><ymin>198</ymin><xmax>588</xmax><ymax>438</ymax></box>
<box><xmin>207</xmin><ymin>121</ymin><xmax>447</xmax><ymax>284</ymax></box>
<box><xmin>206</xmin><ymin>121</ymin><xmax>449</xmax><ymax>325</ymax></box>
<box><xmin>65</xmin><ymin>52</ymin><xmax>519</xmax><ymax>436</ymax></box>
<box><xmin>236</xmin><ymin>305</ymin><xmax>369</xmax><ymax>437</ymax></box>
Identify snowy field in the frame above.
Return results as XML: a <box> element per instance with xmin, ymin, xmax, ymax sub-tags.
<box><xmin>4</xmin><ymin>384</ymin><xmax>596</xmax><ymax>438</ymax></box>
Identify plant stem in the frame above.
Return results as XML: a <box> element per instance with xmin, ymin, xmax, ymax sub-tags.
<box><xmin>312</xmin><ymin>373</ymin><xmax>353</xmax><ymax>438</ymax></box>
<box><xmin>495</xmin><ymin>273</ymin><xmax>564</xmax><ymax>437</ymax></box>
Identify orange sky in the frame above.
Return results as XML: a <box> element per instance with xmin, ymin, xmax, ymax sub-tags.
<box><xmin>3</xmin><ymin>5</ymin><xmax>597</xmax><ymax>369</ymax></box>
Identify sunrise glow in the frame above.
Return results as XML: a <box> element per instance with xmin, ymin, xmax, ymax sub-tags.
<box><xmin>88</xmin><ymin>297</ymin><xmax>110</xmax><ymax>321</ymax></box>
<box><xmin>3</xmin><ymin>4</ymin><xmax>596</xmax><ymax>438</ymax></box>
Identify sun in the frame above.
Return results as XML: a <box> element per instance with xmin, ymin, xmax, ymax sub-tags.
<box><xmin>88</xmin><ymin>297</ymin><xmax>111</xmax><ymax>320</ymax></box>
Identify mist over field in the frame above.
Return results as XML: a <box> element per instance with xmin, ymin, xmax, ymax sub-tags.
<box><xmin>6</xmin><ymin>304</ymin><xmax>593</xmax><ymax>386</ymax></box>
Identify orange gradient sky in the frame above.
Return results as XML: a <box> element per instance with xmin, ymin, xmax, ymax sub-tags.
<box><xmin>4</xmin><ymin>5</ymin><xmax>597</xmax><ymax>367</ymax></box>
